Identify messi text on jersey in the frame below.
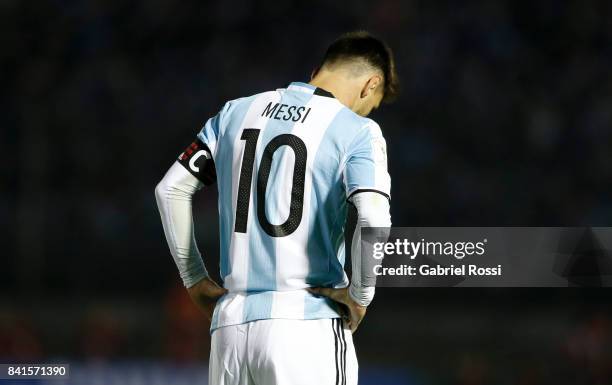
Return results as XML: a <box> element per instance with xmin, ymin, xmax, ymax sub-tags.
<box><xmin>261</xmin><ymin>102</ymin><xmax>312</xmax><ymax>123</ymax></box>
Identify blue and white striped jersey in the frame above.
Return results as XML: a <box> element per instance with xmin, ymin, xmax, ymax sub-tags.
<box><xmin>197</xmin><ymin>82</ymin><xmax>391</xmax><ymax>331</ymax></box>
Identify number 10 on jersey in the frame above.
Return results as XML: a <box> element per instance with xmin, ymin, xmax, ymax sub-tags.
<box><xmin>234</xmin><ymin>128</ymin><xmax>307</xmax><ymax>238</ymax></box>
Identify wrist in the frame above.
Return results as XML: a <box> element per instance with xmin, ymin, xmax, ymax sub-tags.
<box><xmin>182</xmin><ymin>264</ymin><xmax>209</xmax><ymax>288</ymax></box>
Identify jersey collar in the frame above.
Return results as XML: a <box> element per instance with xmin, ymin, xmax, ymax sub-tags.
<box><xmin>287</xmin><ymin>82</ymin><xmax>336</xmax><ymax>99</ymax></box>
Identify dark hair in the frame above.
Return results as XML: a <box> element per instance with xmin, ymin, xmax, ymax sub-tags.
<box><xmin>320</xmin><ymin>31</ymin><xmax>399</xmax><ymax>103</ymax></box>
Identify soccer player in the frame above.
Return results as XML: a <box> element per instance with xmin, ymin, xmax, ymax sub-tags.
<box><xmin>155</xmin><ymin>31</ymin><xmax>397</xmax><ymax>385</ymax></box>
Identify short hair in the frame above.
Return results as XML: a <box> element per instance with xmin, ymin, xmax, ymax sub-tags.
<box><xmin>320</xmin><ymin>31</ymin><xmax>399</xmax><ymax>103</ymax></box>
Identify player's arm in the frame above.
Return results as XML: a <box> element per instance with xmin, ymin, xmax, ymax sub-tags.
<box><xmin>155</xmin><ymin>138</ymin><xmax>226</xmax><ymax>320</ymax></box>
<box><xmin>347</xmin><ymin>191</ymin><xmax>391</xmax><ymax>306</ymax></box>
<box><xmin>310</xmin><ymin>120</ymin><xmax>391</xmax><ymax>332</ymax></box>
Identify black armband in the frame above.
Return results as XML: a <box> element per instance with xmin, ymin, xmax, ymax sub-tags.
<box><xmin>178</xmin><ymin>138</ymin><xmax>217</xmax><ymax>185</ymax></box>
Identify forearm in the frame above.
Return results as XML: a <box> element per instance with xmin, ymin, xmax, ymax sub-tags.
<box><xmin>348</xmin><ymin>191</ymin><xmax>391</xmax><ymax>306</ymax></box>
<box><xmin>155</xmin><ymin>161</ymin><xmax>208</xmax><ymax>288</ymax></box>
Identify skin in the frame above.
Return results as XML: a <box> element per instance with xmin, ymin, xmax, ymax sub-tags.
<box><xmin>188</xmin><ymin>62</ymin><xmax>386</xmax><ymax>332</ymax></box>
<box><xmin>309</xmin><ymin>60</ymin><xmax>385</xmax><ymax>117</ymax></box>
<box><xmin>187</xmin><ymin>277</ymin><xmax>227</xmax><ymax>322</ymax></box>
<box><xmin>307</xmin><ymin>287</ymin><xmax>367</xmax><ymax>333</ymax></box>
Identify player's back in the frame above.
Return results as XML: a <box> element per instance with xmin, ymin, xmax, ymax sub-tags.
<box><xmin>198</xmin><ymin>82</ymin><xmax>388</xmax><ymax>330</ymax></box>
<box><xmin>158</xmin><ymin>32</ymin><xmax>397</xmax><ymax>385</ymax></box>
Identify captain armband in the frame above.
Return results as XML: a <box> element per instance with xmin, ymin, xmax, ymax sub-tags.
<box><xmin>178</xmin><ymin>138</ymin><xmax>217</xmax><ymax>185</ymax></box>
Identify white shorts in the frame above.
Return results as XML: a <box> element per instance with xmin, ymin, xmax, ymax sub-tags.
<box><xmin>209</xmin><ymin>318</ymin><xmax>357</xmax><ymax>385</ymax></box>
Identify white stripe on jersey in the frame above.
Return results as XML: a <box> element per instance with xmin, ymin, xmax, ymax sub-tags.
<box><xmin>224</xmin><ymin>91</ymin><xmax>281</xmax><ymax>292</ymax></box>
<box><xmin>270</xmin><ymin>94</ymin><xmax>344</xmax><ymax>318</ymax></box>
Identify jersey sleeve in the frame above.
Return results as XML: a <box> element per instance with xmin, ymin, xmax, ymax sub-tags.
<box><xmin>344</xmin><ymin>120</ymin><xmax>391</xmax><ymax>200</ymax></box>
<box><xmin>177</xmin><ymin>104</ymin><xmax>228</xmax><ymax>186</ymax></box>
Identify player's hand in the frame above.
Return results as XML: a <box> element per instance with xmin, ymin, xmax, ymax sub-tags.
<box><xmin>187</xmin><ymin>277</ymin><xmax>228</xmax><ymax>321</ymax></box>
<box><xmin>307</xmin><ymin>287</ymin><xmax>367</xmax><ymax>333</ymax></box>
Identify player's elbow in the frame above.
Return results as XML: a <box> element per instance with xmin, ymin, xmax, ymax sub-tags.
<box><xmin>359</xmin><ymin>208</ymin><xmax>391</xmax><ymax>228</ymax></box>
<box><xmin>155</xmin><ymin>178</ymin><xmax>170</xmax><ymax>202</ymax></box>
<box><xmin>356</xmin><ymin>193</ymin><xmax>391</xmax><ymax>228</ymax></box>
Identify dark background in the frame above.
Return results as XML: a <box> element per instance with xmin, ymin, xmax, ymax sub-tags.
<box><xmin>2</xmin><ymin>1</ymin><xmax>612</xmax><ymax>384</ymax></box>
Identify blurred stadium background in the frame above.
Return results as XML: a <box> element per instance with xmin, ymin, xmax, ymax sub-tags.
<box><xmin>3</xmin><ymin>1</ymin><xmax>612</xmax><ymax>384</ymax></box>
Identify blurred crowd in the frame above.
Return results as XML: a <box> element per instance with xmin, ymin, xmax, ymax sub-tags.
<box><xmin>3</xmin><ymin>0</ymin><xmax>612</xmax><ymax>383</ymax></box>
<box><xmin>2</xmin><ymin>288</ymin><xmax>612</xmax><ymax>385</ymax></box>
